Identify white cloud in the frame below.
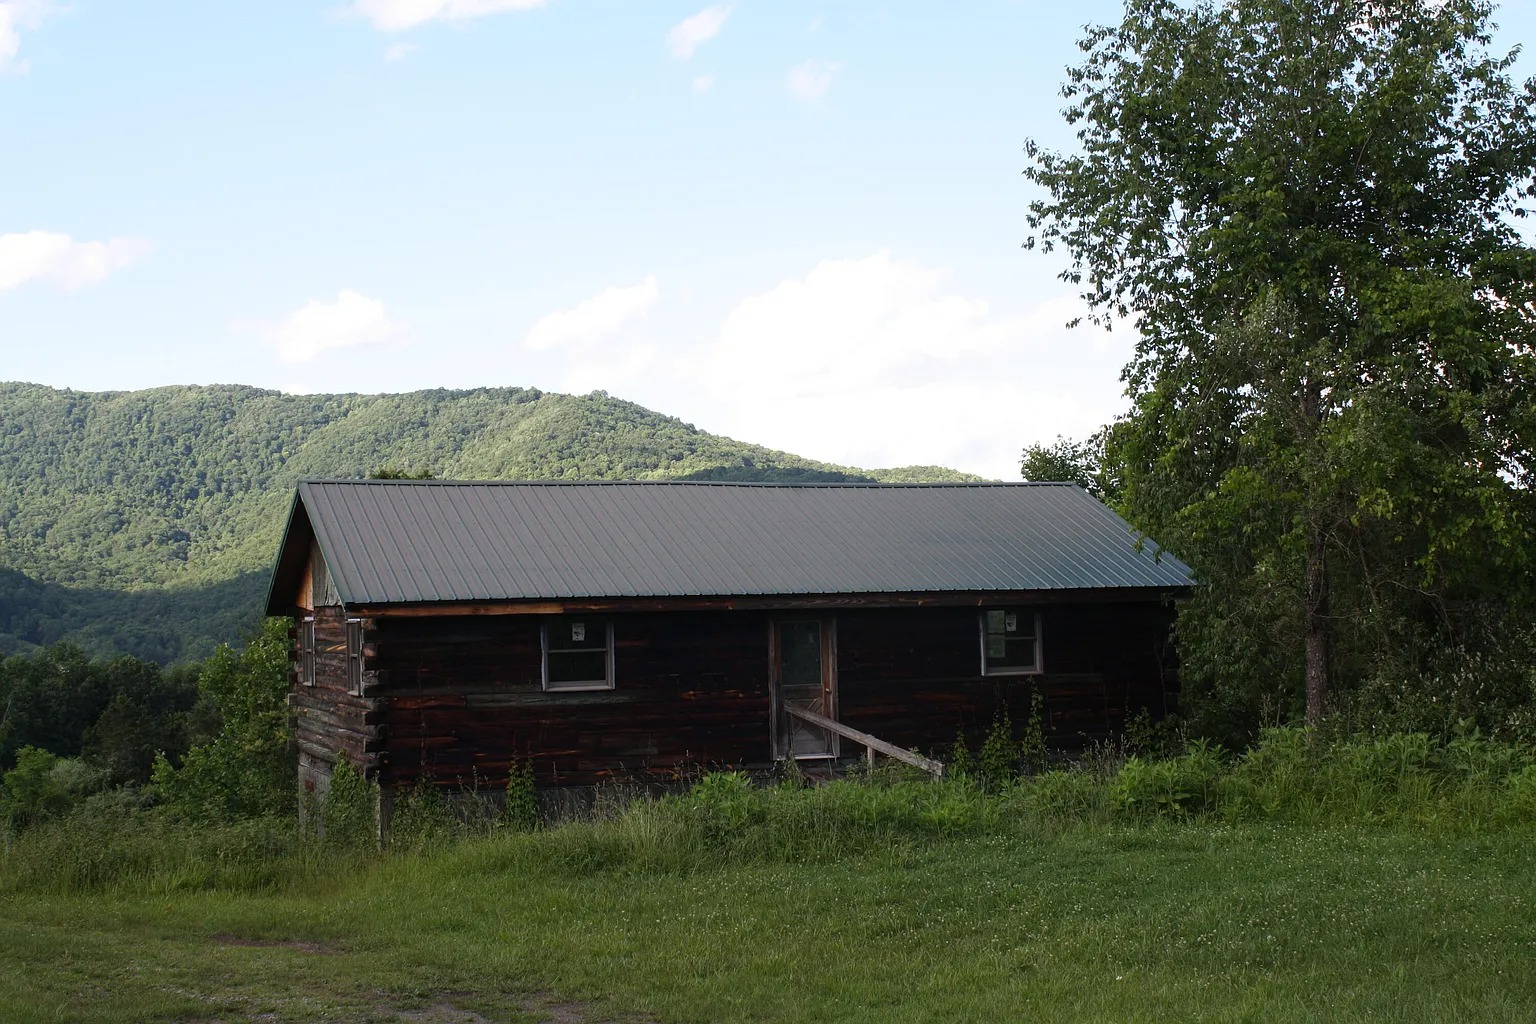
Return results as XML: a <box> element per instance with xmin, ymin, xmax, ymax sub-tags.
<box><xmin>0</xmin><ymin>231</ymin><xmax>151</xmax><ymax>291</ymax></box>
<box><xmin>677</xmin><ymin>252</ymin><xmax>1129</xmax><ymax>479</ymax></box>
<box><xmin>691</xmin><ymin>72</ymin><xmax>714</xmax><ymax>94</ymax></box>
<box><xmin>352</xmin><ymin>0</ymin><xmax>546</xmax><ymax>33</ymax></box>
<box><xmin>497</xmin><ymin>255</ymin><xmax>1129</xmax><ymax>479</ymax></box>
<box><xmin>384</xmin><ymin>42</ymin><xmax>418</xmax><ymax>61</ymax></box>
<box><xmin>667</xmin><ymin>5</ymin><xmax>730</xmax><ymax>60</ymax></box>
<box><xmin>258</xmin><ymin>290</ymin><xmax>410</xmax><ymax>363</ymax></box>
<box><xmin>524</xmin><ymin>276</ymin><xmax>659</xmax><ymax>352</ymax></box>
<box><xmin>0</xmin><ymin>1</ymin><xmax>54</xmax><ymax>75</ymax></box>
<box><xmin>786</xmin><ymin>59</ymin><xmax>842</xmax><ymax>102</ymax></box>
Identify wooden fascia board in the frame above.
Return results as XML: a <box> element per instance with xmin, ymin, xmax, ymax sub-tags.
<box><xmin>347</xmin><ymin>587</ymin><xmax>1191</xmax><ymax>618</ymax></box>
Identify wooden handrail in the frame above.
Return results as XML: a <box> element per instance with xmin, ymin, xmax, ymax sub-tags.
<box><xmin>785</xmin><ymin>705</ymin><xmax>945</xmax><ymax>778</ymax></box>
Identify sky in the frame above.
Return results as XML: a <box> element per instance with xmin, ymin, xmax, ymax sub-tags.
<box><xmin>2</xmin><ymin>1</ymin><xmax>1533</xmax><ymax>480</ymax></box>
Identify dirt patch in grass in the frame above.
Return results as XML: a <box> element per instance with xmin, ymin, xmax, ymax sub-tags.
<box><xmin>210</xmin><ymin>932</ymin><xmax>339</xmax><ymax>955</ymax></box>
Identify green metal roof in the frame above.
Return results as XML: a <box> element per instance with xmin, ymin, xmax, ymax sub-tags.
<box><xmin>265</xmin><ymin>480</ymin><xmax>1193</xmax><ymax>611</ymax></box>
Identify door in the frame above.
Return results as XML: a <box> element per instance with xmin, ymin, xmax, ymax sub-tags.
<box><xmin>771</xmin><ymin>618</ymin><xmax>838</xmax><ymax>759</ymax></box>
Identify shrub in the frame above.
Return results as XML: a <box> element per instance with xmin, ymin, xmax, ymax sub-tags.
<box><xmin>322</xmin><ymin>758</ymin><xmax>376</xmax><ymax>848</ymax></box>
<box><xmin>1110</xmin><ymin>741</ymin><xmax>1227</xmax><ymax>819</ymax></box>
<box><xmin>978</xmin><ymin>709</ymin><xmax>1017</xmax><ymax>791</ymax></box>
<box><xmin>503</xmin><ymin>757</ymin><xmax>539</xmax><ymax>831</ymax></box>
<box><xmin>1022</xmin><ymin>769</ymin><xmax>1105</xmax><ymax>819</ymax></box>
<box><xmin>2</xmin><ymin>747</ymin><xmax>77</xmax><ymax>829</ymax></box>
<box><xmin>150</xmin><ymin>618</ymin><xmax>293</xmax><ymax>822</ymax></box>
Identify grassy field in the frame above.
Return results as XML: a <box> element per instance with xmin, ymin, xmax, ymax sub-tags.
<box><xmin>3</xmin><ymin>815</ymin><xmax>1534</xmax><ymax>1023</ymax></box>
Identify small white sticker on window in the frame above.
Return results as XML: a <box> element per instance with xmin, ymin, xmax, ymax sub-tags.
<box><xmin>1005</xmin><ymin>613</ymin><xmax>1018</xmax><ymax>633</ymax></box>
<box><xmin>571</xmin><ymin>623</ymin><xmax>586</xmax><ymax>642</ymax></box>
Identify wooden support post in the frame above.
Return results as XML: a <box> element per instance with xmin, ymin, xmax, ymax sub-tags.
<box><xmin>374</xmin><ymin>784</ymin><xmax>394</xmax><ymax>851</ymax></box>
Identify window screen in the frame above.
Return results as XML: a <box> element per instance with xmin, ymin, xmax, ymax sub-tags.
<box><xmin>544</xmin><ymin>619</ymin><xmax>614</xmax><ymax>691</ymax></box>
<box><xmin>981</xmin><ymin>609</ymin><xmax>1041</xmax><ymax>675</ymax></box>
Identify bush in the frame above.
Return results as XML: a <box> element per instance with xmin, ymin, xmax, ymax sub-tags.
<box><xmin>151</xmin><ymin>618</ymin><xmax>293</xmax><ymax>822</ymax></box>
<box><xmin>322</xmin><ymin>759</ymin><xmax>376</xmax><ymax>848</ymax></box>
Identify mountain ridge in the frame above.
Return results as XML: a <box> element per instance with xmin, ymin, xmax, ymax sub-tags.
<box><xmin>0</xmin><ymin>382</ymin><xmax>980</xmax><ymax>661</ymax></box>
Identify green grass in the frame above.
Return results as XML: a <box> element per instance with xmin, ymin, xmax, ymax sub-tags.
<box><xmin>3</xmin><ymin>815</ymin><xmax>1534</xmax><ymax>1023</ymax></box>
<box><xmin>5</xmin><ymin>732</ymin><xmax>1535</xmax><ymax>1023</ymax></box>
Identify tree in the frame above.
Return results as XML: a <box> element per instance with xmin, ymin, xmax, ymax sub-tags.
<box><xmin>153</xmin><ymin>617</ymin><xmax>293</xmax><ymax>820</ymax></box>
<box><xmin>1020</xmin><ymin>431</ymin><xmax>1118</xmax><ymax>503</ymax></box>
<box><xmin>1025</xmin><ymin>0</ymin><xmax>1536</xmax><ymax>732</ymax></box>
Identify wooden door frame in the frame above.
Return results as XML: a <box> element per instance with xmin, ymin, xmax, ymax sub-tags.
<box><xmin>768</xmin><ymin>616</ymin><xmax>839</xmax><ymax>761</ymax></box>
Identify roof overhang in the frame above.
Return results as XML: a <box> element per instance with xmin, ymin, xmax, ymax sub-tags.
<box><xmin>343</xmin><ymin>586</ymin><xmax>1193</xmax><ymax>618</ymax></box>
<box><xmin>264</xmin><ymin>489</ymin><xmax>317</xmax><ymax>617</ymax></box>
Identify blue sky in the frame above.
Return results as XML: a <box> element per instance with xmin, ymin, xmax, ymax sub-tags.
<box><xmin>2</xmin><ymin>1</ymin><xmax>1533</xmax><ymax>479</ymax></box>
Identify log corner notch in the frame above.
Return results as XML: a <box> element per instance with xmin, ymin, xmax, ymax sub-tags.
<box><xmin>290</xmin><ymin>605</ymin><xmax>382</xmax><ymax>803</ymax></box>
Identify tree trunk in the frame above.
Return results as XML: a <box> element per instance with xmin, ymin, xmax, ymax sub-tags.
<box><xmin>1304</xmin><ymin>522</ymin><xmax>1330</xmax><ymax>728</ymax></box>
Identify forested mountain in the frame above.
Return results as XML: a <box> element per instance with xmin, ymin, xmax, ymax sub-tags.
<box><xmin>0</xmin><ymin>382</ymin><xmax>975</xmax><ymax>662</ymax></box>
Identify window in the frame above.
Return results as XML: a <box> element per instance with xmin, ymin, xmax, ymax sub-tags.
<box><xmin>346</xmin><ymin>618</ymin><xmax>364</xmax><ymax>695</ymax></box>
<box><xmin>542</xmin><ymin>618</ymin><xmax>614</xmax><ymax>691</ymax></box>
<box><xmin>299</xmin><ymin>617</ymin><xmax>316</xmax><ymax>686</ymax></box>
<box><xmin>980</xmin><ymin>608</ymin><xmax>1041</xmax><ymax>675</ymax></box>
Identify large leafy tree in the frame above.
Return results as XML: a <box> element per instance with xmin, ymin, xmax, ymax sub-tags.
<box><xmin>1026</xmin><ymin>0</ymin><xmax>1536</xmax><ymax>731</ymax></box>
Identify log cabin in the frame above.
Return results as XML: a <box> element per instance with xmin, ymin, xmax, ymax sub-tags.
<box><xmin>263</xmin><ymin>479</ymin><xmax>1192</xmax><ymax>805</ymax></box>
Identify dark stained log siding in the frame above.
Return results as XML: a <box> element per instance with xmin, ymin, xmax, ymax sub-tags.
<box><xmin>288</xmin><ymin>606</ymin><xmax>381</xmax><ymax>774</ymax></box>
<box><xmin>369</xmin><ymin>612</ymin><xmax>775</xmax><ymax>789</ymax></box>
<box><xmin>359</xmin><ymin>601</ymin><xmax>1178</xmax><ymax>789</ymax></box>
<box><xmin>836</xmin><ymin>602</ymin><xmax>1177</xmax><ymax>756</ymax></box>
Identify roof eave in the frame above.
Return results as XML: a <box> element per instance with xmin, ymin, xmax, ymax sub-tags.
<box><xmin>342</xmin><ymin>584</ymin><xmax>1194</xmax><ymax>618</ymax></box>
<box><xmin>263</xmin><ymin>488</ymin><xmax>316</xmax><ymax>618</ymax></box>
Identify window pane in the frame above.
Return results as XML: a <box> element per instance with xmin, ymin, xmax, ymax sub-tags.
<box><xmin>983</xmin><ymin>609</ymin><xmax>1038</xmax><ymax>672</ymax></box>
<box><xmin>780</xmin><ymin>621</ymin><xmax>822</xmax><ymax>686</ymax></box>
<box><xmin>548</xmin><ymin>650</ymin><xmax>608</xmax><ymax>685</ymax></box>
<box><xmin>553</xmin><ymin>620</ymin><xmax>607</xmax><ymax>650</ymax></box>
<box><xmin>989</xmin><ymin>637</ymin><xmax>1037</xmax><ymax>670</ymax></box>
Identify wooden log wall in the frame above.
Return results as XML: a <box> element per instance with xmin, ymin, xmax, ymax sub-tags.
<box><xmin>352</xmin><ymin>600</ymin><xmax>1178</xmax><ymax>790</ymax></box>
<box><xmin>837</xmin><ymin>602</ymin><xmax>1177</xmax><ymax>756</ymax></box>
<box><xmin>366</xmin><ymin>611</ymin><xmax>774</xmax><ymax>789</ymax></box>
<box><xmin>288</xmin><ymin>606</ymin><xmax>381</xmax><ymax>780</ymax></box>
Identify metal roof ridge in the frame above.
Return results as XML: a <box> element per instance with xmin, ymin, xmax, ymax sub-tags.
<box><xmin>295</xmin><ymin>478</ymin><xmax>1079</xmax><ymax>489</ymax></box>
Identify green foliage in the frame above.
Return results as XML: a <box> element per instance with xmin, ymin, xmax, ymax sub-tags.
<box><xmin>947</xmin><ymin>725</ymin><xmax>976</xmax><ymax>781</ymax></box>
<box><xmin>0</xmin><ymin>643</ymin><xmax>197</xmax><ymax>783</ymax></box>
<box><xmin>1110</xmin><ymin>741</ymin><xmax>1228</xmax><ymax>820</ymax></box>
<box><xmin>502</xmin><ymin>756</ymin><xmax>538</xmax><ymax>831</ymax></box>
<box><xmin>1018</xmin><ymin>689</ymin><xmax>1048</xmax><ymax>775</ymax></box>
<box><xmin>153</xmin><ymin>618</ymin><xmax>293</xmax><ymax>821</ymax></box>
<box><xmin>1023</xmin><ymin>769</ymin><xmax>1104</xmax><ymax>818</ymax></box>
<box><xmin>1019</xmin><ymin>430</ymin><xmax>1117</xmax><ymax>502</ymax></box>
<box><xmin>0</xmin><ymin>383</ymin><xmax>976</xmax><ymax>664</ymax></box>
<box><xmin>388</xmin><ymin>775</ymin><xmax>457</xmax><ymax>850</ymax></box>
<box><xmin>977</xmin><ymin>708</ymin><xmax>1017</xmax><ymax>791</ymax></box>
<box><xmin>1</xmin><ymin>747</ymin><xmax>75</xmax><ymax>829</ymax></box>
<box><xmin>322</xmin><ymin>758</ymin><xmax>376</xmax><ymax>848</ymax></box>
<box><xmin>0</xmin><ymin>807</ymin><xmax>313</xmax><ymax>895</ymax></box>
<box><xmin>367</xmin><ymin>466</ymin><xmax>435</xmax><ymax>480</ymax></box>
<box><xmin>1026</xmin><ymin>0</ymin><xmax>1536</xmax><ymax>735</ymax></box>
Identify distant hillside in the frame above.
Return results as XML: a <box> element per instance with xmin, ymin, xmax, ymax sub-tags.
<box><xmin>0</xmin><ymin>383</ymin><xmax>978</xmax><ymax>661</ymax></box>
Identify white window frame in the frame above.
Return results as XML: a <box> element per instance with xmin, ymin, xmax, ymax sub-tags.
<box><xmin>541</xmin><ymin>619</ymin><xmax>616</xmax><ymax>692</ymax></box>
<box><xmin>300</xmin><ymin>616</ymin><xmax>317</xmax><ymax>687</ymax></box>
<box><xmin>979</xmin><ymin>608</ymin><xmax>1043</xmax><ymax>676</ymax></box>
<box><xmin>346</xmin><ymin>618</ymin><xmax>364</xmax><ymax>696</ymax></box>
